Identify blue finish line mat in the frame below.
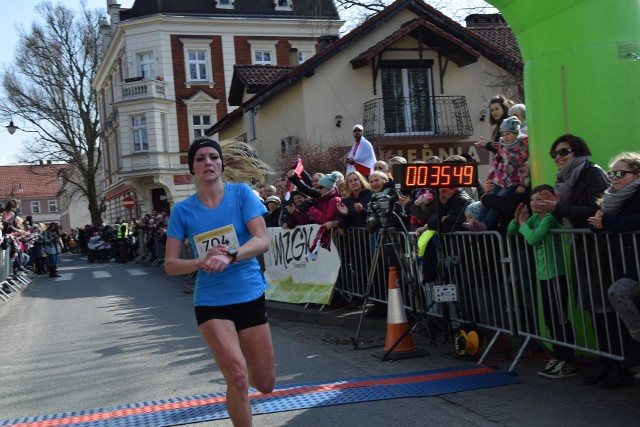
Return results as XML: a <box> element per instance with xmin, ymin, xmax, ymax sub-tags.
<box><xmin>2</xmin><ymin>365</ymin><xmax>520</xmax><ymax>427</ymax></box>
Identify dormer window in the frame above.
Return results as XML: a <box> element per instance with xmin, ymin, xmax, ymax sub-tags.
<box><xmin>274</xmin><ymin>0</ymin><xmax>292</xmax><ymax>11</ymax></box>
<box><xmin>216</xmin><ymin>0</ymin><xmax>234</xmax><ymax>9</ymax></box>
<box><xmin>248</xmin><ymin>40</ymin><xmax>277</xmax><ymax>65</ymax></box>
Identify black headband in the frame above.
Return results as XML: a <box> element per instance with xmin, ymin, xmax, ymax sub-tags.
<box><xmin>187</xmin><ymin>139</ymin><xmax>224</xmax><ymax>174</ymax></box>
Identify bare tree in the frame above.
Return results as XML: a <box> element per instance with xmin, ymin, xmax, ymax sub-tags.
<box><xmin>335</xmin><ymin>0</ymin><xmax>497</xmax><ymax>33</ymax></box>
<box><xmin>0</xmin><ymin>1</ymin><xmax>104</xmax><ymax>224</ymax></box>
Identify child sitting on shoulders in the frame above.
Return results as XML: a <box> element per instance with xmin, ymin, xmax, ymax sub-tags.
<box><xmin>468</xmin><ymin>116</ymin><xmax>530</xmax><ymax>231</ymax></box>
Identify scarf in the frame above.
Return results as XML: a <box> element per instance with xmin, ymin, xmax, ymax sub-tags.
<box><xmin>500</xmin><ymin>133</ymin><xmax>524</xmax><ymax>150</ymax></box>
<box><xmin>307</xmin><ymin>225</ymin><xmax>332</xmax><ymax>261</ymax></box>
<box><xmin>555</xmin><ymin>155</ymin><xmax>591</xmax><ymax>205</ymax></box>
<box><xmin>600</xmin><ymin>178</ymin><xmax>640</xmax><ymax>214</ymax></box>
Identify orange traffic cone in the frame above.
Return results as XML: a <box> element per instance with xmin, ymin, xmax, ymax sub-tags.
<box><xmin>374</xmin><ymin>267</ymin><xmax>429</xmax><ymax>360</ymax></box>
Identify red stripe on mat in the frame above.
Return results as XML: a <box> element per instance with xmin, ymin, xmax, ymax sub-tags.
<box><xmin>10</xmin><ymin>367</ymin><xmax>495</xmax><ymax>427</ymax></box>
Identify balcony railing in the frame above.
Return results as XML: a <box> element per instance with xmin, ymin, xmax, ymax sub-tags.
<box><xmin>362</xmin><ymin>95</ymin><xmax>473</xmax><ymax>140</ymax></box>
<box><xmin>119</xmin><ymin>78</ymin><xmax>166</xmax><ymax>103</ymax></box>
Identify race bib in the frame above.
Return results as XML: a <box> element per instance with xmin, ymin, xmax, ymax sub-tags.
<box><xmin>193</xmin><ymin>224</ymin><xmax>240</xmax><ymax>259</ymax></box>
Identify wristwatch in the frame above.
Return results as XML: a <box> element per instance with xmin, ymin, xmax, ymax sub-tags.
<box><xmin>226</xmin><ymin>247</ymin><xmax>238</xmax><ymax>263</ymax></box>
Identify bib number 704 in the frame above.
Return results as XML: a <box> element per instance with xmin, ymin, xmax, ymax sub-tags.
<box><xmin>201</xmin><ymin>235</ymin><xmax>231</xmax><ymax>251</ymax></box>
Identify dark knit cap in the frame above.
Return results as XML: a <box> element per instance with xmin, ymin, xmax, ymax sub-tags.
<box><xmin>187</xmin><ymin>139</ymin><xmax>224</xmax><ymax>174</ymax></box>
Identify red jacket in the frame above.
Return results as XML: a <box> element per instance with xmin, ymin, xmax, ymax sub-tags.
<box><xmin>308</xmin><ymin>188</ymin><xmax>341</xmax><ymax>224</ymax></box>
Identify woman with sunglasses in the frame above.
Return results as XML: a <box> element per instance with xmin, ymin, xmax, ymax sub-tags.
<box><xmin>586</xmin><ymin>152</ymin><xmax>640</xmax><ymax>388</ymax></box>
<box><xmin>533</xmin><ymin>134</ymin><xmax>608</xmax><ymax>228</ymax></box>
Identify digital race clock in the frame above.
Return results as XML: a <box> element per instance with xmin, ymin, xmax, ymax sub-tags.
<box><xmin>392</xmin><ymin>163</ymin><xmax>478</xmax><ymax>190</ymax></box>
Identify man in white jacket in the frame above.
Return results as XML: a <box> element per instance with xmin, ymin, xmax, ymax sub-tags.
<box><xmin>345</xmin><ymin>124</ymin><xmax>376</xmax><ymax>178</ymax></box>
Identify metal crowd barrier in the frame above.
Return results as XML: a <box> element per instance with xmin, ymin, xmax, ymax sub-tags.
<box><xmin>441</xmin><ymin>231</ymin><xmax>515</xmax><ymax>351</ymax></box>
<box><xmin>505</xmin><ymin>229</ymin><xmax>639</xmax><ymax>370</ymax></box>
<box><xmin>133</xmin><ymin>230</ymin><xmax>153</xmax><ymax>263</ymax></box>
<box><xmin>333</xmin><ymin>227</ymin><xmax>422</xmax><ymax>312</ymax></box>
<box><xmin>332</xmin><ymin>226</ymin><xmax>640</xmax><ymax>371</ymax></box>
<box><xmin>1</xmin><ymin>248</ymin><xmax>10</xmax><ymax>282</ymax></box>
<box><xmin>1</xmin><ymin>249</ymin><xmax>12</xmax><ymax>301</ymax></box>
<box><xmin>0</xmin><ymin>247</ymin><xmax>34</xmax><ymax>303</ymax></box>
<box><xmin>132</xmin><ymin>230</ymin><xmax>166</xmax><ymax>268</ymax></box>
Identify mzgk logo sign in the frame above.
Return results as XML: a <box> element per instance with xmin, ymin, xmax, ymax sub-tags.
<box><xmin>264</xmin><ymin>224</ymin><xmax>341</xmax><ymax>305</ymax></box>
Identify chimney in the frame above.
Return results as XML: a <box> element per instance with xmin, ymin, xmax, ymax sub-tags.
<box><xmin>108</xmin><ymin>0</ymin><xmax>121</xmax><ymax>26</ymax></box>
<box><xmin>465</xmin><ymin>14</ymin><xmax>507</xmax><ymax>28</ymax></box>
<box><xmin>47</xmin><ymin>160</ymin><xmax>52</xmax><ymax>165</ymax></box>
<box><xmin>99</xmin><ymin>16</ymin><xmax>111</xmax><ymax>54</ymax></box>
<box><xmin>289</xmin><ymin>48</ymin><xmax>299</xmax><ymax>66</ymax></box>
<box><xmin>317</xmin><ymin>35</ymin><xmax>339</xmax><ymax>51</ymax></box>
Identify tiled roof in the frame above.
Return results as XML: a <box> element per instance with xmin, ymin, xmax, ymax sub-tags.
<box><xmin>0</xmin><ymin>164</ymin><xmax>65</xmax><ymax>198</ymax></box>
<box><xmin>468</xmin><ymin>26</ymin><xmax>522</xmax><ymax>62</ymax></box>
<box><xmin>464</xmin><ymin>13</ymin><xmax>522</xmax><ymax>63</ymax></box>
<box><xmin>236</xmin><ymin>65</ymin><xmax>295</xmax><ymax>90</ymax></box>
<box><xmin>229</xmin><ymin>65</ymin><xmax>295</xmax><ymax>106</ymax></box>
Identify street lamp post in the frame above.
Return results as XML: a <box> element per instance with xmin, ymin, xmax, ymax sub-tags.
<box><xmin>5</xmin><ymin>120</ymin><xmax>38</xmax><ymax>135</ymax></box>
<box><xmin>6</xmin><ymin>120</ymin><xmax>18</xmax><ymax>135</ymax></box>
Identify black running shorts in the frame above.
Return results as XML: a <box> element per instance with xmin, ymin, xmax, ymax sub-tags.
<box><xmin>194</xmin><ymin>294</ymin><xmax>268</xmax><ymax>331</ymax></box>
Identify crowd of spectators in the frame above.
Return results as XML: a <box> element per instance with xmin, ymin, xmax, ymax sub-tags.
<box><xmin>252</xmin><ymin>108</ymin><xmax>640</xmax><ymax>388</ymax></box>
<box><xmin>0</xmin><ymin>206</ymin><xmax>171</xmax><ymax>289</ymax></box>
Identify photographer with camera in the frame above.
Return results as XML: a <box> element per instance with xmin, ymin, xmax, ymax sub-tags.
<box><xmin>365</xmin><ymin>171</ymin><xmax>405</xmax><ymax>233</ymax></box>
<box><xmin>360</xmin><ymin>171</ymin><xmax>408</xmax><ymax>319</ymax></box>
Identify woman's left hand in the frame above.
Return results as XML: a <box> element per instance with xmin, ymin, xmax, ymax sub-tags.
<box><xmin>532</xmin><ymin>190</ymin><xmax>557</xmax><ymax>214</ymax></box>
<box><xmin>202</xmin><ymin>245</ymin><xmax>232</xmax><ymax>273</ymax></box>
<box><xmin>587</xmin><ymin>211</ymin><xmax>603</xmax><ymax>229</ymax></box>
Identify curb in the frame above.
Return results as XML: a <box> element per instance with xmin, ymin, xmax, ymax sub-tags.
<box><xmin>267</xmin><ymin>301</ymin><xmax>387</xmax><ymax>331</ymax></box>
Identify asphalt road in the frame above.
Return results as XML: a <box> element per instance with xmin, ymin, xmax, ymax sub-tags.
<box><xmin>2</xmin><ymin>254</ymin><xmax>640</xmax><ymax>426</ymax></box>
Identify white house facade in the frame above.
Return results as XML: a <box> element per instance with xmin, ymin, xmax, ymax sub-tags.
<box><xmin>92</xmin><ymin>0</ymin><xmax>342</xmax><ymax>220</ymax></box>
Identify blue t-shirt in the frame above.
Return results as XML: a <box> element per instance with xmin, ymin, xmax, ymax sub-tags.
<box><xmin>167</xmin><ymin>183</ymin><xmax>268</xmax><ymax>306</ymax></box>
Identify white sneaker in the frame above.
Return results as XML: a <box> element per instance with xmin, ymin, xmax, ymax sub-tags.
<box><xmin>537</xmin><ymin>358</ymin><xmax>559</xmax><ymax>377</ymax></box>
<box><xmin>540</xmin><ymin>360</ymin><xmax>578</xmax><ymax>379</ymax></box>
